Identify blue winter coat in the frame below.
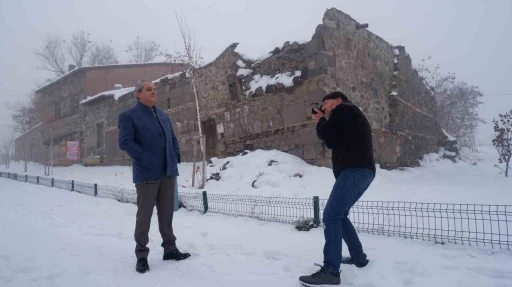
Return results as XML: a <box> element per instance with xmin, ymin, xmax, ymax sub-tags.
<box><xmin>118</xmin><ymin>101</ymin><xmax>180</xmax><ymax>184</ymax></box>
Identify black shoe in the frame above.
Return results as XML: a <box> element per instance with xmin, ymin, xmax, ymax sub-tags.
<box><xmin>163</xmin><ymin>249</ymin><xmax>191</xmax><ymax>261</ymax></box>
<box><xmin>299</xmin><ymin>264</ymin><xmax>340</xmax><ymax>286</ymax></box>
<box><xmin>136</xmin><ymin>258</ymin><xmax>149</xmax><ymax>273</ymax></box>
<box><xmin>341</xmin><ymin>256</ymin><xmax>369</xmax><ymax>268</ymax></box>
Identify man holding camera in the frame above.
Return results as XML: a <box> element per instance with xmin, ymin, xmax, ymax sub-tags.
<box><xmin>299</xmin><ymin>91</ymin><xmax>376</xmax><ymax>286</ymax></box>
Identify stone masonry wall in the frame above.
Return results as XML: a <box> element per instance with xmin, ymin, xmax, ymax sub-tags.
<box><xmin>388</xmin><ymin>46</ymin><xmax>444</xmax><ymax>167</ymax></box>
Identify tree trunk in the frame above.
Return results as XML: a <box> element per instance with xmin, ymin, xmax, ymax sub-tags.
<box><xmin>50</xmin><ymin>130</ymin><xmax>54</xmax><ymax>175</ymax></box>
<box><xmin>192</xmin><ymin>137</ymin><xmax>197</xmax><ymax>188</ymax></box>
<box><xmin>190</xmin><ymin>71</ymin><xmax>207</xmax><ymax>189</ymax></box>
<box><xmin>24</xmin><ymin>138</ymin><xmax>28</xmax><ymax>173</ymax></box>
<box><xmin>506</xmin><ymin>156</ymin><xmax>510</xmax><ymax>177</ymax></box>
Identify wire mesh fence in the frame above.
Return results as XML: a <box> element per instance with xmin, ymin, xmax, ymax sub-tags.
<box><xmin>54</xmin><ymin>179</ymin><xmax>72</xmax><ymax>191</ymax></box>
<box><xmin>327</xmin><ymin>200</ymin><xmax>511</xmax><ymax>250</ymax></box>
<box><xmin>97</xmin><ymin>184</ymin><xmax>137</xmax><ymax>204</ymax></box>
<box><xmin>74</xmin><ymin>181</ymin><xmax>96</xmax><ymax>196</ymax></box>
<box><xmin>39</xmin><ymin>176</ymin><xmax>53</xmax><ymax>187</ymax></box>
<box><xmin>1</xmin><ymin>171</ymin><xmax>510</xmax><ymax>250</ymax></box>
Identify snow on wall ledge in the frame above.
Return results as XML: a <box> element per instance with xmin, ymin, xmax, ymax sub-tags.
<box><xmin>244</xmin><ymin>71</ymin><xmax>302</xmax><ymax>97</ymax></box>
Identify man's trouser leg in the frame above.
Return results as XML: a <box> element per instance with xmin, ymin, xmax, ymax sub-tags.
<box><xmin>156</xmin><ymin>176</ymin><xmax>177</xmax><ymax>253</ymax></box>
<box><xmin>134</xmin><ymin>179</ymin><xmax>160</xmax><ymax>259</ymax></box>
<box><xmin>322</xmin><ymin>168</ymin><xmax>374</xmax><ymax>273</ymax></box>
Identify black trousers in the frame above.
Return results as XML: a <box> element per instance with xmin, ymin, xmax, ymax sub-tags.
<box><xmin>134</xmin><ymin>176</ymin><xmax>177</xmax><ymax>259</ymax></box>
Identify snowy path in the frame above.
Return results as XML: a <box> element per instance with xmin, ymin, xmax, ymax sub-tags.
<box><xmin>1</xmin><ymin>179</ymin><xmax>511</xmax><ymax>287</ymax></box>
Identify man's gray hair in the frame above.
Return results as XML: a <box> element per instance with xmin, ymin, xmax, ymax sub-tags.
<box><xmin>134</xmin><ymin>79</ymin><xmax>152</xmax><ymax>97</ymax></box>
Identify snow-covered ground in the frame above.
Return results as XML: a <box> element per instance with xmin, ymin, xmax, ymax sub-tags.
<box><xmin>1</xmin><ymin>145</ymin><xmax>510</xmax><ymax>204</ymax></box>
<box><xmin>0</xmin><ymin>179</ymin><xmax>511</xmax><ymax>287</ymax></box>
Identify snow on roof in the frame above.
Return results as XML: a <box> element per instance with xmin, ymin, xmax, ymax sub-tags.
<box><xmin>80</xmin><ymin>72</ymin><xmax>187</xmax><ymax>105</ymax></box>
<box><xmin>236</xmin><ymin>59</ymin><xmax>246</xmax><ymax>68</ymax></box>
<box><xmin>15</xmin><ymin>122</ymin><xmax>43</xmax><ymax>140</ymax></box>
<box><xmin>80</xmin><ymin>87</ymin><xmax>135</xmax><ymax>105</ymax></box>
<box><xmin>151</xmin><ymin>72</ymin><xmax>186</xmax><ymax>83</ymax></box>
<box><xmin>245</xmin><ymin>71</ymin><xmax>302</xmax><ymax>97</ymax></box>
<box><xmin>35</xmin><ymin>62</ymin><xmax>183</xmax><ymax>94</ymax></box>
<box><xmin>237</xmin><ymin>68</ymin><xmax>253</xmax><ymax>77</ymax></box>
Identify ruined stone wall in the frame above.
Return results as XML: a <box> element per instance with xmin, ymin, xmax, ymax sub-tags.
<box><xmin>388</xmin><ymin>46</ymin><xmax>444</xmax><ymax>167</ymax></box>
<box><xmin>319</xmin><ymin>8</ymin><xmax>394</xmax><ymax>131</ymax></box>
<box><xmin>195</xmin><ymin>44</ymin><xmax>241</xmax><ymax>118</ymax></box>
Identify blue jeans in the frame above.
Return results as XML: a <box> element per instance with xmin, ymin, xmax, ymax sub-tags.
<box><xmin>322</xmin><ymin>168</ymin><xmax>374</xmax><ymax>273</ymax></box>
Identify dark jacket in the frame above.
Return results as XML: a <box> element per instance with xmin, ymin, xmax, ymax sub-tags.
<box><xmin>118</xmin><ymin>101</ymin><xmax>180</xmax><ymax>184</ymax></box>
<box><xmin>316</xmin><ymin>101</ymin><xmax>376</xmax><ymax>179</ymax></box>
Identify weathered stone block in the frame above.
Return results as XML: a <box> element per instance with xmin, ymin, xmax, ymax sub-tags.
<box><xmin>307</xmin><ymin>88</ymin><xmax>327</xmax><ymax>105</ymax></box>
<box><xmin>282</xmin><ymin>101</ymin><xmax>306</xmax><ymax>126</ymax></box>
<box><xmin>303</xmin><ymin>144</ymin><xmax>316</xmax><ymax>160</ymax></box>
<box><xmin>305</xmin><ymin>36</ymin><xmax>326</xmax><ymax>56</ymax></box>
<box><xmin>323</xmin><ymin>19</ymin><xmax>338</xmax><ymax>29</ymax></box>
<box><xmin>308</xmin><ymin>60</ymin><xmax>316</xmax><ymax>70</ymax></box>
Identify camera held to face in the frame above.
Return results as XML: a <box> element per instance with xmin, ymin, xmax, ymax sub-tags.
<box><xmin>312</xmin><ymin>105</ymin><xmax>324</xmax><ymax>115</ymax></box>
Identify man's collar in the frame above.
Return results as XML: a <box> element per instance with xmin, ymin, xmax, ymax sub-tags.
<box><xmin>136</xmin><ymin>101</ymin><xmax>156</xmax><ymax>109</ymax></box>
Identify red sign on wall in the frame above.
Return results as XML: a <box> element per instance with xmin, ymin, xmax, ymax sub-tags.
<box><xmin>66</xmin><ymin>141</ymin><xmax>80</xmax><ymax>161</ymax></box>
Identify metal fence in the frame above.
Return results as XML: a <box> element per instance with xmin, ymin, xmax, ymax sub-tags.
<box><xmin>1</xmin><ymin>171</ymin><xmax>510</xmax><ymax>250</ymax></box>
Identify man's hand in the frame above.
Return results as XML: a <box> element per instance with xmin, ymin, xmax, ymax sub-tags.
<box><xmin>312</xmin><ymin>108</ymin><xmax>325</xmax><ymax>122</ymax></box>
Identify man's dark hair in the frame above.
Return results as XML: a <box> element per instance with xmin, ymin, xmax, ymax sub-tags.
<box><xmin>322</xmin><ymin>91</ymin><xmax>350</xmax><ymax>102</ymax></box>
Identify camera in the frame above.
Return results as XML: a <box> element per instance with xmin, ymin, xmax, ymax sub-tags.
<box><xmin>312</xmin><ymin>105</ymin><xmax>324</xmax><ymax>115</ymax></box>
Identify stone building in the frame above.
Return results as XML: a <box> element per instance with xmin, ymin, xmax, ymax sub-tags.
<box><xmin>20</xmin><ymin>8</ymin><xmax>452</xmax><ymax>171</ymax></box>
<box><xmin>14</xmin><ymin>62</ymin><xmax>188</xmax><ymax>165</ymax></box>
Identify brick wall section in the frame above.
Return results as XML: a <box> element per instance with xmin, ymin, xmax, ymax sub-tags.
<box><xmin>83</xmin><ymin>64</ymin><xmax>187</xmax><ymax>97</ymax></box>
<box><xmin>15</xmin><ymin>63</ymin><xmax>187</xmax><ymax>166</ymax></box>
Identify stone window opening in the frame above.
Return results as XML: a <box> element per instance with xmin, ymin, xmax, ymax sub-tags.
<box><xmin>54</xmin><ymin>102</ymin><xmax>61</xmax><ymax>120</ymax></box>
<box><xmin>176</xmin><ymin>122</ymin><xmax>182</xmax><ymax>134</ymax></box>
<box><xmin>228</xmin><ymin>81</ymin><xmax>238</xmax><ymax>101</ymax></box>
<box><xmin>96</xmin><ymin>121</ymin><xmax>105</xmax><ymax>150</ymax></box>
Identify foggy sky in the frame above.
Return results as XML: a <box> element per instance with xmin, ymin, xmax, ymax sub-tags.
<box><xmin>0</xmin><ymin>0</ymin><xmax>510</xmax><ymax>146</ymax></box>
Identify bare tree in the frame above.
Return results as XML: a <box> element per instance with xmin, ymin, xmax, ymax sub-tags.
<box><xmin>87</xmin><ymin>41</ymin><xmax>119</xmax><ymax>66</ymax></box>
<box><xmin>34</xmin><ymin>34</ymin><xmax>67</xmax><ymax>76</ymax></box>
<box><xmin>6</xmin><ymin>97</ymin><xmax>39</xmax><ymax>172</ymax></box>
<box><xmin>492</xmin><ymin>109</ymin><xmax>512</xmax><ymax>177</ymax></box>
<box><xmin>168</xmin><ymin>11</ymin><xmax>206</xmax><ymax>188</ymax></box>
<box><xmin>125</xmin><ymin>37</ymin><xmax>161</xmax><ymax>63</ymax></box>
<box><xmin>66</xmin><ymin>31</ymin><xmax>94</xmax><ymax>67</ymax></box>
<box><xmin>417</xmin><ymin>57</ymin><xmax>484</xmax><ymax>150</ymax></box>
<box><xmin>1</xmin><ymin>131</ymin><xmax>16</xmax><ymax>169</ymax></box>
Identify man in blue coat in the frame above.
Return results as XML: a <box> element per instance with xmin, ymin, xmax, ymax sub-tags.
<box><xmin>118</xmin><ymin>80</ymin><xmax>191</xmax><ymax>274</ymax></box>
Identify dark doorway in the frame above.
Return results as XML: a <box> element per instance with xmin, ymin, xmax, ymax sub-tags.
<box><xmin>201</xmin><ymin>118</ymin><xmax>218</xmax><ymax>159</ymax></box>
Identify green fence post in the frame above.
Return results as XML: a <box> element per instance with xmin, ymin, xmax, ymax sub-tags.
<box><xmin>202</xmin><ymin>191</ymin><xmax>208</xmax><ymax>214</ymax></box>
<box><xmin>313</xmin><ymin>196</ymin><xmax>320</xmax><ymax>226</ymax></box>
<box><xmin>37</xmin><ymin>176</ymin><xmax>39</xmax><ymax>184</ymax></box>
<box><xmin>71</xmin><ymin>180</ymin><xmax>74</xmax><ymax>191</ymax></box>
<box><xmin>51</xmin><ymin>178</ymin><xmax>54</xmax><ymax>187</ymax></box>
<box><xmin>8</xmin><ymin>172</ymin><xmax>10</xmax><ymax>179</ymax></box>
<box><xmin>94</xmin><ymin>184</ymin><xmax>98</xmax><ymax>197</ymax></box>
<box><xmin>25</xmin><ymin>175</ymin><xmax>28</xmax><ymax>182</ymax></box>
